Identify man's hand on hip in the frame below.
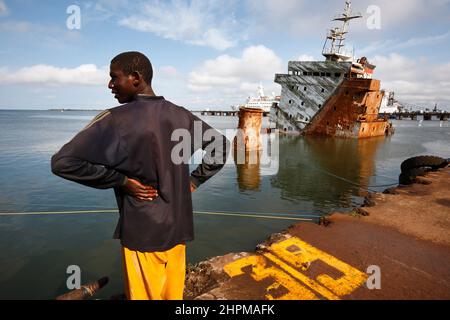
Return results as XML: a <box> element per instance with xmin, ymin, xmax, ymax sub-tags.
<box><xmin>122</xmin><ymin>178</ymin><xmax>158</xmax><ymax>201</ymax></box>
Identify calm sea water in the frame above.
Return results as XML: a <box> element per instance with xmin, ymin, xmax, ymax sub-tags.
<box><xmin>0</xmin><ymin>110</ymin><xmax>449</xmax><ymax>299</ymax></box>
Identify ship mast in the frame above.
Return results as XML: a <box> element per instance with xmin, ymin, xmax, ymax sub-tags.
<box><xmin>322</xmin><ymin>0</ymin><xmax>362</xmax><ymax>62</ymax></box>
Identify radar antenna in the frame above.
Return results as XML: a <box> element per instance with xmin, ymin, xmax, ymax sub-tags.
<box><xmin>322</xmin><ymin>0</ymin><xmax>362</xmax><ymax>62</ymax></box>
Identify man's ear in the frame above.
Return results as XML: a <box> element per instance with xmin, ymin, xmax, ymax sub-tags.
<box><xmin>131</xmin><ymin>71</ymin><xmax>142</xmax><ymax>87</ymax></box>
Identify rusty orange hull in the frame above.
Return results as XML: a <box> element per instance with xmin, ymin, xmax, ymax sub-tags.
<box><xmin>303</xmin><ymin>78</ymin><xmax>390</xmax><ymax>138</ymax></box>
<box><xmin>358</xmin><ymin>120</ymin><xmax>389</xmax><ymax>138</ymax></box>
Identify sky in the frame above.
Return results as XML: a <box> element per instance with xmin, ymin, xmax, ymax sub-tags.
<box><xmin>0</xmin><ymin>0</ymin><xmax>449</xmax><ymax>111</ymax></box>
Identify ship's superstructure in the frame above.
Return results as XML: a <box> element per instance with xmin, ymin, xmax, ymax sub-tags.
<box><xmin>273</xmin><ymin>0</ymin><xmax>392</xmax><ymax>138</ymax></box>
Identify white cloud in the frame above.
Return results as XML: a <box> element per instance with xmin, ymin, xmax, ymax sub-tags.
<box><xmin>158</xmin><ymin>66</ymin><xmax>180</xmax><ymax>78</ymax></box>
<box><xmin>0</xmin><ymin>0</ymin><xmax>8</xmax><ymax>16</ymax></box>
<box><xmin>245</xmin><ymin>0</ymin><xmax>310</xmax><ymax>36</ymax></box>
<box><xmin>360</xmin><ymin>32</ymin><xmax>450</xmax><ymax>56</ymax></box>
<box><xmin>397</xmin><ymin>32</ymin><xmax>450</xmax><ymax>49</ymax></box>
<box><xmin>239</xmin><ymin>81</ymin><xmax>262</xmax><ymax>93</ymax></box>
<box><xmin>373</xmin><ymin>53</ymin><xmax>450</xmax><ymax>108</ymax></box>
<box><xmin>95</xmin><ymin>0</ymin><xmax>129</xmax><ymax>10</ymax></box>
<box><xmin>183</xmin><ymin>45</ymin><xmax>284</xmax><ymax>108</ymax></box>
<box><xmin>362</xmin><ymin>0</ymin><xmax>450</xmax><ymax>28</ymax></box>
<box><xmin>119</xmin><ymin>0</ymin><xmax>238</xmax><ymax>50</ymax></box>
<box><xmin>245</xmin><ymin>0</ymin><xmax>450</xmax><ymax>38</ymax></box>
<box><xmin>0</xmin><ymin>64</ymin><xmax>109</xmax><ymax>85</ymax></box>
<box><xmin>188</xmin><ymin>45</ymin><xmax>283</xmax><ymax>93</ymax></box>
<box><xmin>0</xmin><ymin>20</ymin><xmax>83</xmax><ymax>50</ymax></box>
<box><xmin>0</xmin><ymin>21</ymin><xmax>32</xmax><ymax>32</ymax></box>
<box><xmin>81</xmin><ymin>0</ymin><xmax>131</xmax><ymax>24</ymax></box>
<box><xmin>297</xmin><ymin>54</ymin><xmax>316</xmax><ymax>61</ymax></box>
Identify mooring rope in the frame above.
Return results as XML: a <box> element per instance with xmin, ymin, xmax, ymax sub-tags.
<box><xmin>289</xmin><ymin>159</ymin><xmax>399</xmax><ymax>192</ymax></box>
<box><xmin>0</xmin><ymin>209</ymin><xmax>318</xmax><ymax>221</ymax></box>
<box><xmin>311</xmin><ymin>167</ymin><xmax>399</xmax><ymax>191</ymax></box>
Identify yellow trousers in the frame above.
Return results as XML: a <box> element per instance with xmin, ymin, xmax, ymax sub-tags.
<box><xmin>122</xmin><ymin>244</ymin><xmax>186</xmax><ymax>300</ymax></box>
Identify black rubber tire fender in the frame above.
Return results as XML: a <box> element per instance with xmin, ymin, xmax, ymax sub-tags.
<box><xmin>399</xmin><ymin>167</ymin><xmax>428</xmax><ymax>185</ymax></box>
<box><xmin>400</xmin><ymin>156</ymin><xmax>448</xmax><ymax>173</ymax></box>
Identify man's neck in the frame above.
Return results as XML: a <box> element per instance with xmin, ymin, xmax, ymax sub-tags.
<box><xmin>139</xmin><ymin>87</ymin><xmax>156</xmax><ymax>97</ymax></box>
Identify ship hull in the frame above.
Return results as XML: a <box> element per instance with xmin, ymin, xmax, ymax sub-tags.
<box><xmin>304</xmin><ymin>78</ymin><xmax>389</xmax><ymax>138</ymax></box>
<box><xmin>273</xmin><ymin>61</ymin><xmax>391</xmax><ymax>139</ymax></box>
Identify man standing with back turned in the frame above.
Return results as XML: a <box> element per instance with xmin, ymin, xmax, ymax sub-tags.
<box><xmin>51</xmin><ymin>51</ymin><xmax>229</xmax><ymax>300</ymax></box>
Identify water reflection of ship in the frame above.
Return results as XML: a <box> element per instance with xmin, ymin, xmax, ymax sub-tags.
<box><xmin>269</xmin><ymin>135</ymin><xmax>386</xmax><ymax>209</ymax></box>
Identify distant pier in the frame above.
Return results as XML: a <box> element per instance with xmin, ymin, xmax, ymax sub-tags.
<box><xmin>191</xmin><ymin>110</ymin><xmax>270</xmax><ymax>117</ymax></box>
<box><xmin>380</xmin><ymin>112</ymin><xmax>449</xmax><ymax>121</ymax></box>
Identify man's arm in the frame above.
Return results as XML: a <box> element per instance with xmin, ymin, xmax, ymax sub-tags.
<box><xmin>189</xmin><ymin>114</ymin><xmax>230</xmax><ymax>190</ymax></box>
<box><xmin>51</xmin><ymin>110</ymin><xmax>127</xmax><ymax>190</ymax></box>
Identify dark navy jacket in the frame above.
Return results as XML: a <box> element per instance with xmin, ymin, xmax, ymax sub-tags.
<box><xmin>51</xmin><ymin>96</ymin><xmax>228</xmax><ymax>252</ymax></box>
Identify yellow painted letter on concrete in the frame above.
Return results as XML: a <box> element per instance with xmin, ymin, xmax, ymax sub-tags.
<box><xmin>269</xmin><ymin>237</ymin><xmax>367</xmax><ymax>296</ymax></box>
<box><xmin>224</xmin><ymin>255</ymin><xmax>318</xmax><ymax>300</ymax></box>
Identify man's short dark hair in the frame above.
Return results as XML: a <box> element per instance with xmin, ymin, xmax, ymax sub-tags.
<box><xmin>111</xmin><ymin>51</ymin><xmax>153</xmax><ymax>85</ymax></box>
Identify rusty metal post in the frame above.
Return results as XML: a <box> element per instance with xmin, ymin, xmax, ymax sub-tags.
<box><xmin>233</xmin><ymin>108</ymin><xmax>263</xmax><ymax>190</ymax></box>
<box><xmin>234</xmin><ymin>108</ymin><xmax>263</xmax><ymax>152</ymax></box>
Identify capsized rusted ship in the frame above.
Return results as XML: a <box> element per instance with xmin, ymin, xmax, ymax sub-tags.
<box><xmin>273</xmin><ymin>0</ymin><xmax>393</xmax><ymax>138</ymax></box>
